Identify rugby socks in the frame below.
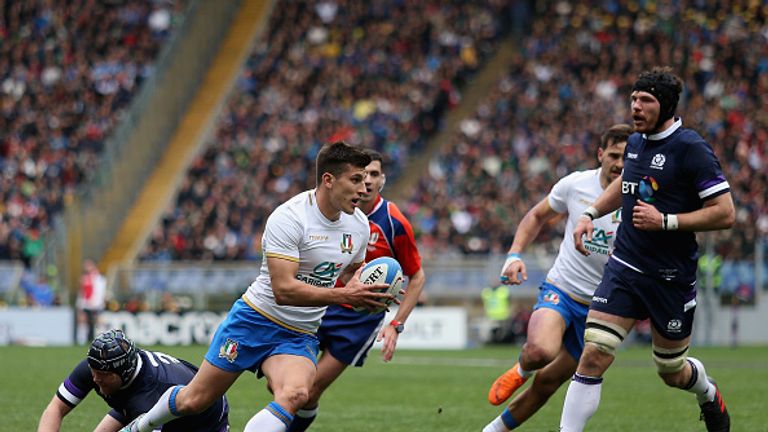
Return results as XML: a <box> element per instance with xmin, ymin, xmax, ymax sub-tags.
<box><xmin>517</xmin><ymin>360</ymin><xmax>535</xmax><ymax>378</ymax></box>
<box><xmin>136</xmin><ymin>385</ymin><xmax>184</xmax><ymax>431</ymax></box>
<box><xmin>483</xmin><ymin>408</ymin><xmax>519</xmax><ymax>431</ymax></box>
<box><xmin>244</xmin><ymin>401</ymin><xmax>293</xmax><ymax>432</ymax></box>
<box><xmin>285</xmin><ymin>406</ymin><xmax>318</xmax><ymax>432</ymax></box>
<box><xmin>684</xmin><ymin>357</ymin><xmax>716</xmax><ymax>404</ymax></box>
<box><xmin>559</xmin><ymin>373</ymin><xmax>603</xmax><ymax>432</ymax></box>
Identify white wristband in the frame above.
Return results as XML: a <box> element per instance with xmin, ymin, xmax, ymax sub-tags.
<box><xmin>500</xmin><ymin>253</ymin><xmax>522</xmax><ymax>282</ymax></box>
<box><xmin>663</xmin><ymin>213</ymin><xmax>679</xmax><ymax>231</ymax></box>
<box><xmin>582</xmin><ymin>206</ymin><xmax>599</xmax><ymax>220</ymax></box>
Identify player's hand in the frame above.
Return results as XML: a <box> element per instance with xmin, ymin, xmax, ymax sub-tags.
<box><xmin>633</xmin><ymin>200</ymin><xmax>663</xmax><ymax>231</ymax></box>
<box><xmin>377</xmin><ymin>325</ymin><xmax>398</xmax><ymax>362</ymax></box>
<box><xmin>573</xmin><ymin>215</ymin><xmax>594</xmax><ymax>256</ymax></box>
<box><xmin>342</xmin><ymin>265</ymin><xmax>393</xmax><ymax>312</ymax></box>
<box><xmin>500</xmin><ymin>258</ymin><xmax>527</xmax><ymax>285</ymax></box>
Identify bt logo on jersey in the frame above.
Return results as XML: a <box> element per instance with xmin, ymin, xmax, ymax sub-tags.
<box><xmin>622</xmin><ymin>180</ymin><xmax>638</xmax><ymax>195</ymax></box>
<box><xmin>622</xmin><ymin>177</ymin><xmax>659</xmax><ymax>202</ymax></box>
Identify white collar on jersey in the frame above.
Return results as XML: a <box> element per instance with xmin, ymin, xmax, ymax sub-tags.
<box><xmin>644</xmin><ymin>117</ymin><xmax>682</xmax><ymax>141</ymax></box>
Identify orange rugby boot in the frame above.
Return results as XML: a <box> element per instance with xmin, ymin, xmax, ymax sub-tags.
<box><xmin>488</xmin><ymin>362</ymin><xmax>529</xmax><ymax>406</ymax></box>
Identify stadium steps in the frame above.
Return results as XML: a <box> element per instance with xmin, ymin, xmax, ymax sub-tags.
<box><xmin>388</xmin><ymin>36</ymin><xmax>520</xmax><ymax>203</ymax></box>
<box><xmin>99</xmin><ymin>0</ymin><xmax>274</xmax><ymax>272</ymax></box>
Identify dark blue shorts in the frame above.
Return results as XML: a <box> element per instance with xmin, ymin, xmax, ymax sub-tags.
<box><xmin>591</xmin><ymin>259</ymin><xmax>697</xmax><ymax>340</ymax></box>
<box><xmin>533</xmin><ymin>282</ymin><xmax>589</xmax><ymax>361</ymax></box>
<box><xmin>205</xmin><ymin>299</ymin><xmax>320</xmax><ymax>374</ymax></box>
<box><xmin>317</xmin><ymin>305</ymin><xmax>384</xmax><ymax>367</ymax></box>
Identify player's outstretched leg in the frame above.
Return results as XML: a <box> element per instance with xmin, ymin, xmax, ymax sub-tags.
<box><xmin>484</xmin><ymin>352</ymin><xmax>577</xmax><ymax>431</ymax></box>
<box><xmin>488</xmin><ymin>361</ymin><xmax>532</xmax><ymax>406</ymax></box>
<box><xmin>698</xmin><ymin>377</ymin><xmax>730</xmax><ymax>432</ymax></box>
<box><xmin>488</xmin><ymin>308</ymin><xmax>572</xmax><ymax>405</ymax></box>
<box><xmin>682</xmin><ymin>357</ymin><xmax>730</xmax><ymax>432</ymax></box>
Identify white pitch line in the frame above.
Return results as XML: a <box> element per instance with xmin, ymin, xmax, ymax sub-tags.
<box><xmin>390</xmin><ymin>356</ymin><xmax>511</xmax><ymax>368</ymax></box>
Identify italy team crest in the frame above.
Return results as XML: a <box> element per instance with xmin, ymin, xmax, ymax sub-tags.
<box><xmin>219</xmin><ymin>338</ymin><xmax>239</xmax><ymax>363</ymax></box>
<box><xmin>543</xmin><ymin>291</ymin><xmax>560</xmax><ymax>305</ymax></box>
<box><xmin>340</xmin><ymin>233</ymin><xmax>353</xmax><ymax>254</ymax></box>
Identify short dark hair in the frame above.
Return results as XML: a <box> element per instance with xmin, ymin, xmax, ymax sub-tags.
<box><xmin>599</xmin><ymin>124</ymin><xmax>633</xmax><ymax>150</ymax></box>
<box><xmin>363</xmin><ymin>148</ymin><xmax>383</xmax><ymax>164</ymax></box>
<box><xmin>632</xmin><ymin>66</ymin><xmax>683</xmax><ymax>125</ymax></box>
<box><xmin>316</xmin><ymin>141</ymin><xmax>372</xmax><ymax>185</ymax></box>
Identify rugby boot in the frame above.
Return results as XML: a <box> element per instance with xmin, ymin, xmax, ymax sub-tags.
<box><xmin>699</xmin><ymin>378</ymin><xmax>730</xmax><ymax>432</ymax></box>
<box><xmin>488</xmin><ymin>362</ymin><xmax>529</xmax><ymax>406</ymax></box>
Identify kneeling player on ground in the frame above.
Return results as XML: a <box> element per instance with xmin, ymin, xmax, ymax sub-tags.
<box><xmin>37</xmin><ymin>329</ymin><xmax>229</xmax><ymax>432</ymax></box>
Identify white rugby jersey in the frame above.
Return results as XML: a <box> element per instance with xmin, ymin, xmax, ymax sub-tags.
<box><xmin>545</xmin><ymin>168</ymin><xmax>621</xmax><ymax>303</ymax></box>
<box><xmin>243</xmin><ymin>190</ymin><xmax>369</xmax><ymax>333</ymax></box>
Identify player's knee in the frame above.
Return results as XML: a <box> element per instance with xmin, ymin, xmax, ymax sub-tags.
<box><xmin>277</xmin><ymin>385</ymin><xmax>310</xmax><ymax>411</ymax></box>
<box><xmin>584</xmin><ymin>318</ymin><xmax>627</xmax><ymax>357</ymax></box>
<box><xmin>522</xmin><ymin>342</ymin><xmax>557</xmax><ymax>366</ymax></box>
<box><xmin>652</xmin><ymin>344</ymin><xmax>689</xmax><ymax>379</ymax></box>
<box><xmin>304</xmin><ymin>384</ymin><xmax>322</xmax><ymax>408</ymax></box>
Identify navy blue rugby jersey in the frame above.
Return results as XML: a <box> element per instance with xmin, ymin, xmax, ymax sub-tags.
<box><xmin>612</xmin><ymin>119</ymin><xmax>729</xmax><ymax>284</ymax></box>
<box><xmin>56</xmin><ymin>350</ymin><xmax>229</xmax><ymax>431</ymax></box>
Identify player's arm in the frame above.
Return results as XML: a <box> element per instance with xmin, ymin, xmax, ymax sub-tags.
<box><xmin>501</xmin><ymin>196</ymin><xmax>562</xmax><ymax>284</ymax></box>
<box><xmin>37</xmin><ymin>396</ymin><xmax>73</xmax><ymax>432</ymax></box>
<box><xmin>337</xmin><ymin>261</ymin><xmax>364</xmax><ymax>285</ymax></box>
<box><xmin>92</xmin><ymin>414</ymin><xmax>124</xmax><ymax>432</ymax></box>
<box><xmin>574</xmin><ymin>175</ymin><xmax>623</xmax><ymax>256</ymax></box>
<box><xmin>632</xmin><ymin>192</ymin><xmax>735</xmax><ymax>232</ymax></box>
<box><xmin>391</xmin><ymin>268</ymin><xmax>425</xmax><ymax>325</ymax></box>
<box><xmin>378</xmin><ymin>267</ymin><xmax>426</xmax><ymax>362</ymax></box>
<box><xmin>269</xmin><ymin>257</ymin><xmax>390</xmax><ymax>310</ymax></box>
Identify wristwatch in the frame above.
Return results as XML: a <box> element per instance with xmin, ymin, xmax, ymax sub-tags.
<box><xmin>389</xmin><ymin>319</ymin><xmax>404</xmax><ymax>334</ymax></box>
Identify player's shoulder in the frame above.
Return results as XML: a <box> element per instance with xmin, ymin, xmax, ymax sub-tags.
<box><xmin>282</xmin><ymin>190</ymin><xmax>314</xmax><ymax>212</ymax></box>
<box><xmin>627</xmin><ymin>131</ymin><xmax>645</xmax><ymax>147</ymax></box>
<box><xmin>383</xmin><ymin>198</ymin><xmax>409</xmax><ymax>220</ymax></box>
<box><xmin>270</xmin><ymin>190</ymin><xmax>313</xmax><ymax>221</ymax></box>
<box><xmin>71</xmin><ymin>358</ymin><xmax>94</xmax><ymax>379</ymax></box>
<box><xmin>348</xmin><ymin>207</ymin><xmax>370</xmax><ymax>230</ymax></box>
<box><xmin>674</xmin><ymin>127</ymin><xmax>709</xmax><ymax>149</ymax></box>
<box><xmin>556</xmin><ymin>168</ymin><xmax>599</xmax><ymax>187</ymax></box>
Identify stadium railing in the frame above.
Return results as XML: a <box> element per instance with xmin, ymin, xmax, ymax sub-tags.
<box><xmin>0</xmin><ymin>261</ymin><xmax>25</xmax><ymax>305</ymax></box>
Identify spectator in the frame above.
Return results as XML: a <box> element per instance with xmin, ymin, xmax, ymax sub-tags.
<box><xmin>140</xmin><ymin>0</ymin><xmax>511</xmax><ymax>261</ymax></box>
<box><xmin>0</xmin><ymin>0</ymin><xmax>186</xmax><ymax>268</ymax></box>
<box><xmin>77</xmin><ymin>259</ymin><xmax>106</xmax><ymax>344</ymax></box>
<box><xmin>406</xmin><ymin>1</ymin><xmax>767</xmax><ymax>261</ymax></box>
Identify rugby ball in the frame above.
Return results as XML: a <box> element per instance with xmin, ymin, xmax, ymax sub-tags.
<box><xmin>353</xmin><ymin>257</ymin><xmax>405</xmax><ymax>314</ymax></box>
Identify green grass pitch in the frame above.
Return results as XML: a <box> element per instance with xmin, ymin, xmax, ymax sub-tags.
<box><xmin>5</xmin><ymin>344</ymin><xmax>766</xmax><ymax>431</ymax></box>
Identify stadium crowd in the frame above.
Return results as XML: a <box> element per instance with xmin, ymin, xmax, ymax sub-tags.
<box><xmin>139</xmin><ymin>0</ymin><xmax>514</xmax><ymax>261</ymax></box>
<box><xmin>404</xmin><ymin>1</ymin><xmax>768</xmax><ymax>263</ymax></box>
<box><xmin>139</xmin><ymin>1</ymin><xmax>767</xmax><ymax>268</ymax></box>
<box><xmin>0</xmin><ymin>0</ymin><xmax>185</xmax><ymax>304</ymax></box>
<box><xmin>2</xmin><ymin>1</ymin><xmax>764</xmax><ymax>303</ymax></box>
